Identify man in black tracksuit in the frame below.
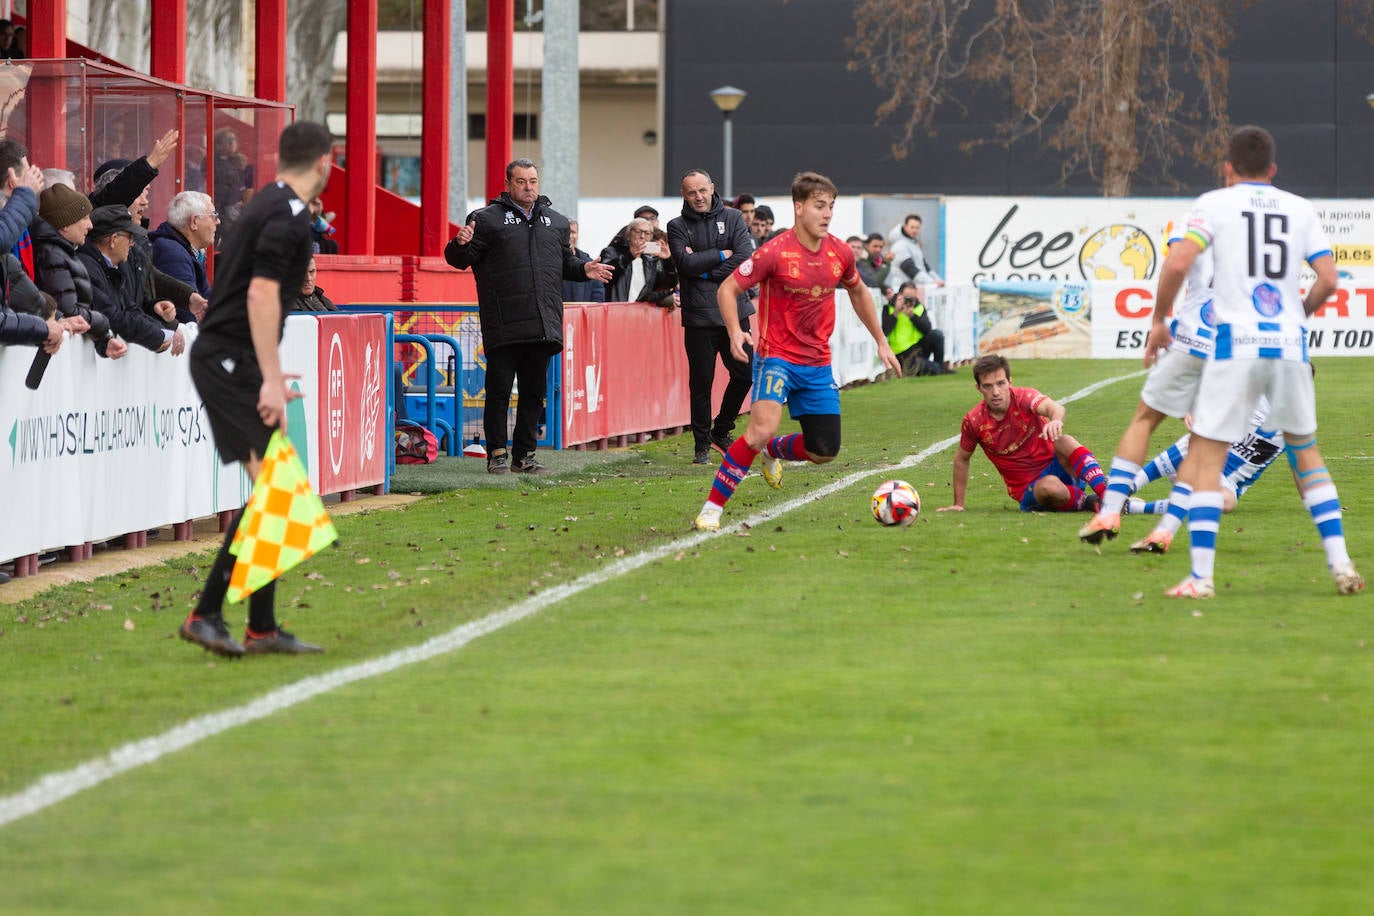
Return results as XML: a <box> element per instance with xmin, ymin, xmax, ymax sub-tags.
<box><xmin>445</xmin><ymin>158</ymin><xmax>612</xmax><ymax>474</ymax></box>
<box><xmin>666</xmin><ymin>169</ymin><xmax>755</xmax><ymax>464</ymax></box>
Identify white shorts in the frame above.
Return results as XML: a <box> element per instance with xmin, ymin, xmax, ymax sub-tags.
<box><xmin>1139</xmin><ymin>348</ymin><xmax>1205</xmax><ymax>418</ymax></box>
<box><xmin>1191</xmin><ymin>359</ymin><xmax>1315</xmax><ymax>443</ymax></box>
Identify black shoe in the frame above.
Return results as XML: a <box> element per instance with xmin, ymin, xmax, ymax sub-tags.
<box><xmin>243</xmin><ymin>627</ymin><xmax>324</xmax><ymax>655</ymax></box>
<box><xmin>709</xmin><ymin>433</ymin><xmax>735</xmax><ymax>456</ymax></box>
<box><xmin>1082</xmin><ymin>493</ymin><xmax>1103</xmax><ymax>514</ymax></box>
<box><xmin>511</xmin><ymin>455</ymin><xmax>549</xmax><ymax>474</ymax></box>
<box><xmin>487</xmin><ymin>448</ymin><xmax>510</xmax><ymax>475</ymax></box>
<box><xmin>179</xmin><ymin>615</ymin><xmax>246</xmax><ymax>658</ymax></box>
<box><xmin>692</xmin><ymin>447</ymin><xmax>713</xmax><ymax>465</ymax></box>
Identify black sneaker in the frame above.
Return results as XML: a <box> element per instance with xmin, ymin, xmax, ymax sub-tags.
<box><xmin>709</xmin><ymin>433</ymin><xmax>735</xmax><ymax>456</ymax></box>
<box><xmin>692</xmin><ymin>447</ymin><xmax>713</xmax><ymax>465</ymax></box>
<box><xmin>179</xmin><ymin>614</ymin><xmax>246</xmax><ymax>658</ymax></box>
<box><xmin>487</xmin><ymin>448</ymin><xmax>510</xmax><ymax>475</ymax></box>
<box><xmin>510</xmin><ymin>455</ymin><xmax>549</xmax><ymax>474</ymax></box>
<box><xmin>243</xmin><ymin>627</ymin><xmax>324</xmax><ymax>655</ymax></box>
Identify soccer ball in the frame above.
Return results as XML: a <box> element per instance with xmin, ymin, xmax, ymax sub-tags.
<box><xmin>871</xmin><ymin>479</ymin><xmax>920</xmax><ymax>527</ymax></box>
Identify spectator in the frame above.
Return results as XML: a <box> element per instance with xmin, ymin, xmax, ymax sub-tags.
<box><xmin>308</xmin><ymin>197</ymin><xmax>338</xmax><ymax>254</ymax></box>
<box><xmin>43</xmin><ymin>168</ymin><xmax>77</xmax><ymax>191</ymax></box>
<box><xmin>633</xmin><ymin>204</ymin><xmax>660</xmax><ymax>230</ymax></box>
<box><xmin>183</xmin><ymin>144</ymin><xmax>207</xmax><ymax>193</ymax></box>
<box><xmin>881</xmin><ymin>281</ymin><xmax>947</xmax><ymax>377</ymax></box>
<box><xmin>751</xmin><ymin>204</ymin><xmax>775</xmax><ymax>243</ymax></box>
<box><xmin>0</xmin><ymin>138</ymin><xmax>45</xmax><ymax>278</ymax></box>
<box><xmin>858</xmin><ymin>232</ymin><xmax>890</xmax><ymax>294</ymax></box>
<box><xmin>887</xmin><ymin>213</ymin><xmax>944</xmax><ymax>290</ymax></box>
<box><xmin>149</xmin><ymin>190</ymin><xmax>217</xmax><ymax>317</ymax></box>
<box><xmin>599</xmin><ymin>217</ymin><xmax>678</xmax><ymax>307</ymax></box>
<box><xmin>444</xmin><ymin>158</ymin><xmax>612</xmax><ymax>474</ymax></box>
<box><xmin>561</xmin><ymin>219</ymin><xmax>605</xmax><ymax>303</ymax></box>
<box><xmin>89</xmin><ymin>128</ymin><xmax>178</xmax><ymax>211</ymax></box>
<box><xmin>845</xmin><ymin>235</ymin><xmax>865</xmax><ymax>261</ymax></box>
<box><xmin>289</xmin><ymin>257</ymin><xmax>337</xmax><ymax>311</ymax></box>
<box><xmin>213</xmin><ymin>127</ymin><xmax>251</xmax><ymax>239</ymax></box>
<box><xmin>10</xmin><ymin>25</ymin><xmax>24</xmax><ymax>59</ymax></box>
<box><xmin>732</xmin><ymin>194</ymin><xmax>756</xmax><ymax>226</ymax></box>
<box><xmin>94</xmin><ymin>160</ymin><xmax>205</xmax><ymax>324</ymax></box>
<box><xmin>32</xmin><ymin>183</ymin><xmax>127</xmax><ymax>359</ymax></box>
<box><xmin>78</xmin><ymin>205</ymin><xmax>184</xmax><ymax>355</ymax></box>
<box><xmin>0</xmin><ymin>20</ymin><xmax>20</xmax><ymax>60</ymax></box>
<box><xmin>0</xmin><ymin>280</ymin><xmax>66</xmax><ymax>350</ymax></box>
<box><xmin>666</xmin><ymin>168</ymin><xmax>755</xmax><ymax>463</ymax></box>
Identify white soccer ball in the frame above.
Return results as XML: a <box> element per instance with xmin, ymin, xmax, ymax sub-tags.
<box><xmin>871</xmin><ymin>479</ymin><xmax>920</xmax><ymax>527</ymax></box>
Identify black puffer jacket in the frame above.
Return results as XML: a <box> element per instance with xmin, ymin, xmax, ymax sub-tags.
<box><xmin>444</xmin><ymin>192</ymin><xmax>590</xmax><ymax>353</ymax></box>
<box><xmin>76</xmin><ymin>241</ymin><xmax>167</xmax><ymax>352</ymax></box>
<box><xmin>31</xmin><ymin>218</ymin><xmax>117</xmax><ymax>357</ymax></box>
<box><xmin>666</xmin><ymin>194</ymin><xmax>754</xmax><ymax>328</ymax></box>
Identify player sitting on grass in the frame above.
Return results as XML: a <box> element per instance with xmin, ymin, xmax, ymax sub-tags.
<box><xmin>692</xmin><ymin>170</ymin><xmax>900</xmax><ymax>532</ymax></box>
<box><xmin>939</xmin><ymin>354</ymin><xmax>1108</xmax><ymax>514</ymax></box>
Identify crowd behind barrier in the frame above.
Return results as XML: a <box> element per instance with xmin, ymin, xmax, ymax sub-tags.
<box><xmin>0</xmin><ymin>314</ymin><xmax>388</xmax><ymax>573</ymax></box>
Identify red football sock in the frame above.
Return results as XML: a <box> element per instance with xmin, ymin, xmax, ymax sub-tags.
<box><xmin>707</xmin><ymin>438</ymin><xmax>760</xmax><ymax>508</ymax></box>
<box><xmin>767</xmin><ymin>432</ymin><xmax>809</xmax><ymax>463</ymax></box>
<box><xmin>1069</xmin><ymin>446</ymin><xmax>1107</xmax><ymax>498</ymax></box>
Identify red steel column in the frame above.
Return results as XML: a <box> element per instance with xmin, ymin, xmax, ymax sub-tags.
<box><xmin>345</xmin><ymin>0</ymin><xmax>378</xmax><ymax>254</ymax></box>
<box><xmin>255</xmin><ymin>0</ymin><xmax>289</xmax><ymax>102</ymax></box>
<box><xmin>27</xmin><ymin>0</ymin><xmax>65</xmax><ymax>59</ymax></box>
<box><xmin>23</xmin><ymin>1</ymin><xmax>67</xmax><ymax>171</ymax></box>
<box><xmin>485</xmin><ymin>0</ymin><xmax>514</xmax><ymax>202</ymax></box>
<box><xmin>421</xmin><ymin>0</ymin><xmax>451</xmax><ymax>257</ymax></box>
<box><xmin>149</xmin><ymin>0</ymin><xmax>187</xmax><ymax>84</ymax></box>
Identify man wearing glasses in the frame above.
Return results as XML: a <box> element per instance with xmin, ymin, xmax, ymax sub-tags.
<box><xmin>77</xmin><ymin>204</ymin><xmax>185</xmax><ymax>354</ymax></box>
<box><xmin>150</xmin><ymin>191</ymin><xmax>219</xmax><ymax>321</ymax></box>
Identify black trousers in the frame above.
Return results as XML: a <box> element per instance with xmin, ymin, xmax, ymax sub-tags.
<box><xmin>484</xmin><ymin>344</ymin><xmax>550</xmax><ymax>459</ymax></box>
<box><xmin>684</xmin><ymin>325</ymin><xmax>753</xmax><ymax>448</ymax></box>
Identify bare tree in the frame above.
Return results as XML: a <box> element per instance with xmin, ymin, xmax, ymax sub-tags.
<box><xmin>850</xmin><ymin>0</ymin><xmax>1241</xmax><ymax>196</ymax></box>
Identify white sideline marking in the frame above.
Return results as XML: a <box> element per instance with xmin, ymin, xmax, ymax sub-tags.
<box><xmin>0</xmin><ymin>371</ymin><xmax>1144</xmax><ymax>830</ymax></box>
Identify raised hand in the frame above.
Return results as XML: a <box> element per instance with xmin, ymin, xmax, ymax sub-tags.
<box><xmin>454</xmin><ymin>219</ymin><xmax>477</xmax><ymax>246</ymax></box>
<box><xmin>147</xmin><ymin>129</ymin><xmax>180</xmax><ymax>170</ymax></box>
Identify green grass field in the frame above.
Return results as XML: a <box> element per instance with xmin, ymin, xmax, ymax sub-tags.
<box><xmin>3</xmin><ymin>358</ymin><xmax>1373</xmax><ymax>914</ymax></box>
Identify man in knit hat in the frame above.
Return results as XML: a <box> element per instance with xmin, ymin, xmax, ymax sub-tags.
<box><xmin>33</xmin><ymin>183</ymin><xmax>126</xmax><ymax>358</ymax></box>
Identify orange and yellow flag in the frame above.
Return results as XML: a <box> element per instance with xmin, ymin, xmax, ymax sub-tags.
<box><xmin>227</xmin><ymin>431</ymin><xmax>338</xmax><ymax>603</ymax></box>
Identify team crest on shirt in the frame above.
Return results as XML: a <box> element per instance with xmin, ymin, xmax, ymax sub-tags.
<box><xmin>739</xmin><ymin>258</ymin><xmax>754</xmax><ymax>277</ymax></box>
<box><xmin>830</xmin><ymin>261</ymin><xmax>842</xmax><ymax>278</ymax></box>
<box><xmin>1200</xmin><ymin>299</ymin><xmax>1216</xmax><ymax>327</ymax></box>
<box><xmin>716</xmin><ymin>221</ymin><xmax>725</xmax><ymax>234</ymax></box>
<box><xmin>789</xmin><ymin>263</ymin><xmax>800</xmax><ymax>278</ymax></box>
<box><xmin>541</xmin><ymin>216</ymin><xmax>551</xmax><ymax>226</ymax></box>
<box><xmin>1252</xmin><ymin>283</ymin><xmax>1282</xmax><ymax>317</ymax></box>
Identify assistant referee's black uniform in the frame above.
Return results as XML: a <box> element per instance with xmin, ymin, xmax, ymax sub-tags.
<box><xmin>191</xmin><ymin>180</ymin><xmax>313</xmax><ymax>463</ymax></box>
<box><xmin>186</xmin><ymin>179</ymin><xmax>314</xmax><ymax>646</ymax></box>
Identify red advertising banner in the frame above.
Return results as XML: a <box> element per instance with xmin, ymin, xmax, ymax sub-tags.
<box><xmin>562</xmin><ymin>302</ymin><xmax>747</xmax><ymax>448</ymax></box>
<box><xmin>316</xmin><ymin>313</ymin><xmax>389</xmax><ymax>492</ymax></box>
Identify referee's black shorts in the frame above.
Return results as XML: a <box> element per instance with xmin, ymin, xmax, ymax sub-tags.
<box><xmin>190</xmin><ymin>335</ymin><xmax>273</xmax><ymax>465</ymax></box>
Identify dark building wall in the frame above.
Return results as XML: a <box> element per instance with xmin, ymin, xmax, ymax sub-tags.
<box><xmin>663</xmin><ymin>0</ymin><xmax>1374</xmax><ymax>197</ymax></box>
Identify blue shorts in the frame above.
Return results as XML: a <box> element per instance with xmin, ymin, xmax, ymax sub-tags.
<box><xmin>752</xmin><ymin>357</ymin><xmax>839</xmax><ymax>418</ymax></box>
<box><xmin>1018</xmin><ymin>458</ymin><xmax>1074</xmax><ymax>512</ymax></box>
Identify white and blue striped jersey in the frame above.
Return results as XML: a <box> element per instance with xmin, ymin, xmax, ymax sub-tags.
<box><xmin>1182</xmin><ymin>182</ymin><xmax>1330</xmax><ymax>362</ymax></box>
<box><xmin>1166</xmin><ymin>213</ymin><xmax>1217</xmax><ymax>358</ymax></box>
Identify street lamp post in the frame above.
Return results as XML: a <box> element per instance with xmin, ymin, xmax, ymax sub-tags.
<box><xmin>710</xmin><ymin>85</ymin><xmax>747</xmax><ymax>200</ymax></box>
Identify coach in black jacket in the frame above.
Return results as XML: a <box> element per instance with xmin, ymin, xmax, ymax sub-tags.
<box><xmin>666</xmin><ymin>169</ymin><xmax>755</xmax><ymax>463</ymax></box>
<box><xmin>445</xmin><ymin>158</ymin><xmax>612</xmax><ymax>474</ymax></box>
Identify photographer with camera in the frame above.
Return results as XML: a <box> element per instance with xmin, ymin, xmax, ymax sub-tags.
<box><xmin>882</xmin><ymin>281</ymin><xmax>949</xmax><ymax>377</ymax></box>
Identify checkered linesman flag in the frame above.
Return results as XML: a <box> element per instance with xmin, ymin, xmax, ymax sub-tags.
<box><xmin>227</xmin><ymin>431</ymin><xmax>339</xmax><ymax>602</ymax></box>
